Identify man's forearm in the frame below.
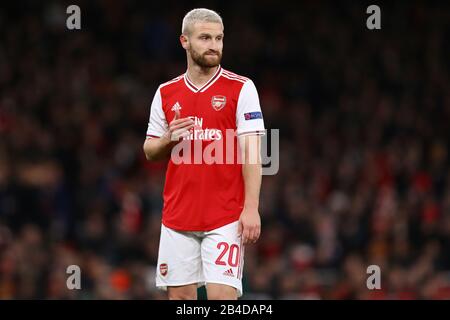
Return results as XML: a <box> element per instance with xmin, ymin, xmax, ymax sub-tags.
<box><xmin>143</xmin><ymin>134</ymin><xmax>176</xmax><ymax>161</ymax></box>
<box><xmin>240</xmin><ymin>135</ymin><xmax>263</xmax><ymax>209</ymax></box>
<box><xmin>240</xmin><ymin>135</ymin><xmax>263</xmax><ymax>245</ymax></box>
<box><xmin>144</xmin><ymin>112</ymin><xmax>195</xmax><ymax>161</ymax></box>
<box><xmin>242</xmin><ymin>162</ymin><xmax>262</xmax><ymax>209</ymax></box>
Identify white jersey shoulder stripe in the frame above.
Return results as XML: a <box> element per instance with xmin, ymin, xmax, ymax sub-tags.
<box><xmin>160</xmin><ymin>75</ymin><xmax>184</xmax><ymax>88</ymax></box>
<box><xmin>225</xmin><ymin>73</ymin><xmax>249</xmax><ymax>81</ymax></box>
<box><xmin>222</xmin><ymin>71</ymin><xmax>248</xmax><ymax>80</ymax></box>
<box><xmin>222</xmin><ymin>69</ymin><xmax>246</xmax><ymax>76</ymax></box>
<box><xmin>221</xmin><ymin>73</ymin><xmax>246</xmax><ymax>83</ymax></box>
<box><xmin>222</xmin><ymin>74</ymin><xmax>249</xmax><ymax>83</ymax></box>
<box><xmin>222</xmin><ymin>70</ymin><xmax>249</xmax><ymax>81</ymax></box>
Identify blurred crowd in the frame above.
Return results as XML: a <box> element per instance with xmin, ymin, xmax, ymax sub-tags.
<box><xmin>1</xmin><ymin>0</ymin><xmax>450</xmax><ymax>299</ymax></box>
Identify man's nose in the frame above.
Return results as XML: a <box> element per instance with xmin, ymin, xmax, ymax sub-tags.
<box><xmin>210</xmin><ymin>39</ymin><xmax>221</xmax><ymax>51</ymax></box>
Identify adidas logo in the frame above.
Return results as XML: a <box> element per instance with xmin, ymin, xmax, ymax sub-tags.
<box><xmin>223</xmin><ymin>268</ymin><xmax>234</xmax><ymax>277</ymax></box>
<box><xmin>171</xmin><ymin>101</ymin><xmax>182</xmax><ymax>112</ymax></box>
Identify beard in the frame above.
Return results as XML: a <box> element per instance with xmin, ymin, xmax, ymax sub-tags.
<box><xmin>190</xmin><ymin>48</ymin><xmax>222</xmax><ymax>68</ymax></box>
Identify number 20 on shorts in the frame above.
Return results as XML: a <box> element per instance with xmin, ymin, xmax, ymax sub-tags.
<box><xmin>215</xmin><ymin>242</ymin><xmax>240</xmax><ymax>267</ymax></box>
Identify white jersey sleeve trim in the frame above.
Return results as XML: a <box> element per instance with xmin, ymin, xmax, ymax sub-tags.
<box><xmin>236</xmin><ymin>80</ymin><xmax>266</xmax><ymax>136</ymax></box>
<box><xmin>146</xmin><ymin>86</ymin><xmax>168</xmax><ymax>138</ymax></box>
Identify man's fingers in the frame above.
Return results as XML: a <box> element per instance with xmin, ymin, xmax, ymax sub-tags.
<box><xmin>170</xmin><ymin>122</ymin><xmax>194</xmax><ymax>132</ymax></box>
<box><xmin>170</xmin><ymin>117</ymin><xmax>194</xmax><ymax>127</ymax></box>
<box><xmin>173</xmin><ymin>109</ymin><xmax>180</xmax><ymax>121</ymax></box>
<box><xmin>238</xmin><ymin>221</ymin><xmax>243</xmax><ymax>236</ymax></box>
<box><xmin>252</xmin><ymin>229</ymin><xmax>260</xmax><ymax>243</ymax></box>
<box><xmin>251</xmin><ymin>228</ymin><xmax>258</xmax><ymax>243</ymax></box>
<box><xmin>242</xmin><ymin>228</ymin><xmax>251</xmax><ymax>245</ymax></box>
<box><xmin>172</xmin><ymin>126</ymin><xmax>194</xmax><ymax>140</ymax></box>
<box><xmin>178</xmin><ymin>130</ymin><xmax>191</xmax><ymax>139</ymax></box>
<box><xmin>240</xmin><ymin>224</ymin><xmax>261</xmax><ymax>244</ymax></box>
<box><xmin>245</xmin><ymin>225</ymin><xmax>260</xmax><ymax>244</ymax></box>
<box><xmin>250</xmin><ymin>226</ymin><xmax>258</xmax><ymax>243</ymax></box>
<box><xmin>254</xmin><ymin>228</ymin><xmax>261</xmax><ymax>242</ymax></box>
<box><xmin>244</xmin><ymin>227</ymin><xmax>252</xmax><ymax>243</ymax></box>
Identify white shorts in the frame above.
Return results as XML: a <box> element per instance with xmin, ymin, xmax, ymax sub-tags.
<box><xmin>156</xmin><ymin>220</ymin><xmax>245</xmax><ymax>297</ymax></box>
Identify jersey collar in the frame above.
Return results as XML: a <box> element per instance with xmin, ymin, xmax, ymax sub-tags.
<box><xmin>184</xmin><ymin>65</ymin><xmax>222</xmax><ymax>93</ymax></box>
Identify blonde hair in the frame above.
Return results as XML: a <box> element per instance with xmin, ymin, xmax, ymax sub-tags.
<box><xmin>182</xmin><ymin>8</ymin><xmax>223</xmax><ymax>35</ymax></box>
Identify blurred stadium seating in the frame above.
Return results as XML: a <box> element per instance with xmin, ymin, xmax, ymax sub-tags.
<box><xmin>1</xmin><ymin>0</ymin><xmax>450</xmax><ymax>299</ymax></box>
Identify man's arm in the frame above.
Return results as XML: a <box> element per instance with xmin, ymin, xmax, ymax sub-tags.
<box><xmin>238</xmin><ymin>134</ymin><xmax>262</xmax><ymax>245</ymax></box>
<box><xmin>143</xmin><ymin>110</ymin><xmax>194</xmax><ymax>161</ymax></box>
<box><xmin>143</xmin><ymin>134</ymin><xmax>176</xmax><ymax>161</ymax></box>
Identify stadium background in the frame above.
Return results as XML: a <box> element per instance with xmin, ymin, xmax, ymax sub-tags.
<box><xmin>1</xmin><ymin>0</ymin><xmax>450</xmax><ymax>299</ymax></box>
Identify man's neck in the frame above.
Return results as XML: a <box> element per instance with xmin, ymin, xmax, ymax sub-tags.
<box><xmin>186</xmin><ymin>63</ymin><xmax>220</xmax><ymax>88</ymax></box>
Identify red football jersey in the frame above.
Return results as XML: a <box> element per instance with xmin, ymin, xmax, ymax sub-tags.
<box><xmin>146</xmin><ymin>66</ymin><xmax>265</xmax><ymax>231</ymax></box>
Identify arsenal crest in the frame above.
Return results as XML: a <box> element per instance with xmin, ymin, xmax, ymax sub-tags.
<box><xmin>211</xmin><ymin>95</ymin><xmax>226</xmax><ymax>111</ymax></box>
<box><xmin>160</xmin><ymin>263</ymin><xmax>168</xmax><ymax>276</ymax></box>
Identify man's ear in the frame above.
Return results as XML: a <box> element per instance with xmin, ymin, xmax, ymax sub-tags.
<box><xmin>180</xmin><ymin>34</ymin><xmax>189</xmax><ymax>50</ymax></box>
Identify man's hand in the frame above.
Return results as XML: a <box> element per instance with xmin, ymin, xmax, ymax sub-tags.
<box><xmin>143</xmin><ymin>109</ymin><xmax>195</xmax><ymax>161</ymax></box>
<box><xmin>238</xmin><ymin>207</ymin><xmax>261</xmax><ymax>245</ymax></box>
<box><xmin>161</xmin><ymin>109</ymin><xmax>195</xmax><ymax>143</ymax></box>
